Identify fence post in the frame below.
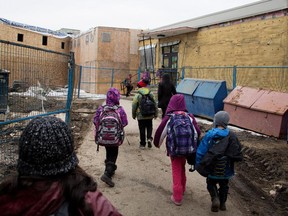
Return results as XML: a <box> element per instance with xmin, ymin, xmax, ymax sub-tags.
<box><xmin>65</xmin><ymin>52</ymin><xmax>75</xmax><ymax>125</ymax></box>
<box><xmin>77</xmin><ymin>66</ymin><xmax>82</xmax><ymax>98</ymax></box>
<box><xmin>181</xmin><ymin>67</ymin><xmax>185</xmax><ymax>80</ymax></box>
<box><xmin>137</xmin><ymin>67</ymin><xmax>141</xmax><ymax>81</ymax></box>
<box><xmin>111</xmin><ymin>68</ymin><xmax>114</xmax><ymax>87</ymax></box>
<box><xmin>233</xmin><ymin>66</ymin><xmax>237</xmax><ymax>89</ymax></box>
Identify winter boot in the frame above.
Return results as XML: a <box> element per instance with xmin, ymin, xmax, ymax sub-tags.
<box><xmin>101</xmin><ymin>161</ymin><xmax>116</xmax><ymax>187</ymax></box>
<box><xmin>147</xmin><ymin>138</ymin><xmax>153</xmax><ymax>148</ymax></box>
<box><xmin>101</xmin><ymin>173</ymin><xmax>114</xmax><ymax>187</ymax></box>
<box><xmin>219</xmin><ymin>186</ymin><xmax>228</xmax><ymax>211</ymax></box>
<box><xmin>208</xmin><ymin>186</ymin><xmax>220</xmax><ymax>212</ymax></box>
<box><xmin>103</xmin><ymin>160</ymin><xmax>117</xmax><ymax>176</ymax></box>
<box><xmin>111</xmin><ymin>163</ymin><xmax>117</xmax><ymax>177</ymax></box>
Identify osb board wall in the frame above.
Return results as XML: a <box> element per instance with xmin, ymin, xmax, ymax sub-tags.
<box><xmin>96</xmin><ymin>27</ymin><xmax>130</xmax><ymax>63</ymax></box>
<box><xmin>72</xmin><ymin>27</ymin><xmax>140</xmax><ymax>94</ymax></box>
<box><xmin>0</xmin><ymin>23</ymin><xmax>71</xmax><ymax>53</ymax></box>
<box><xmin>182</xmin><ymin>15</ymin><xmax>287</xmax><ymax>67</ymax></box>
<box><xmin>0</xmin><ymin>23</ymin><xmax>70</xmax><ymax>88</ymax></box>
<box><xmin>158</xmin><ymin>14</ymin><xmax>288</xmax><ymax>92</ymax></box>
<box><xmin>71</xmin><ymin>28</ymin><xmax>98</xmax><ymax>64</ymax></box>
<box><xmin>168</xmin><ymin>16</ymin><xmax>288</xmax><ymax>67</ymax></box>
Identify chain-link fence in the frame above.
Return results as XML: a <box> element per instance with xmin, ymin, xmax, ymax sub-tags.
<box><xmin>182</xmin><ymin>66</ymin><xmax>288</xmax><ymax>93</ymax></box>
<box><xmin>75</xmin><ymin>66</ymin><xmax>140</xmax><ymax>97</ymax></box>
<box><xmin>0</xmin><ymin>40</ymin><xmax>73</xmax><ymax>181</ymax></box>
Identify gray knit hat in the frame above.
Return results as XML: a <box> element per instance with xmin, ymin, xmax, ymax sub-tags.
<box><xmin>213</xmin><ymin>111</ymin><xmax>230</xmax><ymax>128</ymax></box>
<box><xmin>17</xmin><ymin>116</ymin><xmax>79</xmax><ymax>176</ymax></box>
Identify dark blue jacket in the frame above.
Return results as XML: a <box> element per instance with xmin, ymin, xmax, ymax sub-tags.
<box><xmin>196</xmin><ymin>128</ymin><xmax>242</xmax><ymax>179</ymax></box>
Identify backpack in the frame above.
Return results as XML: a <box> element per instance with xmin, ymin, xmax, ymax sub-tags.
<box><xmin>167</xmin><ymin>112</ymin><xmax>198</xmax><ymax>157</ymax></box>
<box><xmin>196</xmin><ymin>134</ymin><xmax>230</xmax><ymax>177</ymax></box>
<box><xmin>123</xmin><ymin>78</ymin><xmax>130</xmax><ymax>87</ymax></box>
<box><xmin>95</xmin><ymin>105</ymin><xmax>124</xmax><ymax>149</ymax></box>
<box><xmin>139</xmin><ymin>91</ymin><xmax>156</xmax><ymax>117</ymax></box>
<box><xmin>196</xmin><ymin>131</ymin><xmax>243</xmax><ymax>177</ymax></box>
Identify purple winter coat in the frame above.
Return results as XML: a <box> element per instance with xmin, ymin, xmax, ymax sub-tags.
<box><xmin>153</xmin><ymin>94</ymin><xmax>201</xmax><ymax>155</ymax></box>
<box><xmin>93</xmin><ymin>88</ymin><xmax>128</xmax><ymax>135</ymax></box>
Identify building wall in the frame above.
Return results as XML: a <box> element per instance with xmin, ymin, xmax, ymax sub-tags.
<box><xmin>0</xmin><ymin>23</ymin><xmax>71</xmax><ymax>88</ymax></box>
<box><xmin>0</xmin><ymin>23</ymin><xmax>71</xmax><ymax>53</ymax></box>
<box><xmin>154</xmin><ymin>10</ymin><xmax>288</xmax><ymax>91</ymax></box>
<box><xmin>71</xmin><ymin>27</ymin><xmax>141</xmax><ymax>94</ymax></box>
<box><xmin>181</xmin><ymin>13</ymin><xmax>288</xmax><ymax>67</ymax></box>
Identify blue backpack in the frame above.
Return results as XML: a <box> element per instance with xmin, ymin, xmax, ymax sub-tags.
<box><xmin>167</xmin><ymin>112</ymin><xmax>198</xmax><ymax>157</ymax></box>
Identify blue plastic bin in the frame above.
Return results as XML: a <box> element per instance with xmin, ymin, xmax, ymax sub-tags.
<box><xmin>177</xmin><ymin>78</ymin><xmax>228</xmax><ymax>119</ymax></box>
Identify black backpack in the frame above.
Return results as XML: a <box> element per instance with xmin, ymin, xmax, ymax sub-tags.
<box><xmin>139</xmin><ymin>91</ymin><xmax>156</xmax><ymax>117</ymax></box>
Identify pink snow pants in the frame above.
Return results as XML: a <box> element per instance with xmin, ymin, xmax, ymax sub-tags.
<box><xmin>170</xmin><ymin>156</ymin><xmax>187</xmax><ymax>202</ymax></box>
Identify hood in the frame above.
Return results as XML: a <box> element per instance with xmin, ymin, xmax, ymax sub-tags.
<box><xmin>211</xmin><ymin>127</ymin><xmax>230</xmax><ymax>138</ymax></box>
<box><xmin>137</xmin><ymin>79</ymin><xmax>148</xmax><ymax>88</ymax></box>
<box><xmin>106</xmin><ymin>87</ymin><xmax>120</xmax><ymax>106</ymax></box>
<box><xmin>138</xmin><ymin>87</ymin><xmax>150</xmax><ymax>95</ymax></box>
<box><xmin>166</xmin><ymin>94</ymin><xmax>188</xmax><ymax>114</ymax></box>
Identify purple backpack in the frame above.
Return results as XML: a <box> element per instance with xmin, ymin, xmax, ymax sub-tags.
<box><xmin>167</xmin><ymin>111</ymin><xmax>198</xmax><ymax>157</ymax></box>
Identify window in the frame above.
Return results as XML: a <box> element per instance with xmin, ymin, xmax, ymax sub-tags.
<box><xmin>61</xmin><ymin>42</ymin><xmax>65</xmax><ymax>49</ymax></box>
<box><xmin>163</xmin><ymin>46</ymin><xmax>170</xmax><ymax>54</ymax></box>
<box><xmin>172</xmin><ymin>45</ymin><xmax>179</xmax><ymax>53</ymax></box>
<box><xmin>42</xmin><ymin>36</ymin><xmax>48</xmax><ymax>46</ymax></box>
<box><xmin>162</xmin><ymin>44</ymin><xmax>179</xmax><ymax>54</ymax></box>
<box><xmin>17</xmin><ymin>34</ymin><xmax>24</xmax><ymax>42</ymax></box>
<box><xmin>161</xmin><ymin>44</ymin><xmax>179</xmax><ymax>69</ymax></box>
<box><xmin>101</xmin><ymin>32</ymin><xmax>111</xmax><ymax>42</ymax></box>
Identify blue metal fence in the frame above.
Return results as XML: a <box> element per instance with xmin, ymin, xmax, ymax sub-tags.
<box><xmin>181</xmin><ymin>66</ymin><xmax>288</xmax><ymax>93</ymax></box>
<box><xmin>76</xmin><ymin>66</ymin><xmax>140</xmax><ymax>97</ymax></box>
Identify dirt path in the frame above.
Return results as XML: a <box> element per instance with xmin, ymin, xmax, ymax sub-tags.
<box><xmin>77</xmin><ymin>99</ymin><xmax>245</xmax><ymax>216</ymax></box>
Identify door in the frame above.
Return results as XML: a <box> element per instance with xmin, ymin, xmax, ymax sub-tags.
<box><xmin>162</xmin><ymin>44</ymin><xmax>179</xmax><ymax>85</ymax></box>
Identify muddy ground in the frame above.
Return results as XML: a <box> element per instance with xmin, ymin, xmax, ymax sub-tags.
<box><xmin>73</xmin><ymin>98</ymin><xmax>288</xmax><ymax>215</ymax></box>
<box><xmin>1</xmin><ymin>95</ymin><xmax>288</xmax><ymax>215</ymax></box>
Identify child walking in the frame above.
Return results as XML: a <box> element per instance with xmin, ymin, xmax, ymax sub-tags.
<box><xmin>153</xmin><ymin>94</ymin><xmax>201</xmax><ymax>206</ymax></box>
<box><xmin>132</xmin><ymin>80</ymin><xmax>158</xmax><ymax>149</ymax></box>
<box><xmin>123</xmin><ymin>74</ymin><xmax>133</xmax><ymax>97</ymax></box>
<box><xmin>93</xmin><ymin>87</ymin><xmax>128</xmax><ymax>187</ymax></box>
<box><xmin>196</xmin><ymin>111</ymin><xmax>243</xmax><ymax>212</ymax></box>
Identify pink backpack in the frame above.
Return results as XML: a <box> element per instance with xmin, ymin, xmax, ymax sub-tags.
<box><xmin>95</xmin><ymin>105</ymin><xmax>124</xmax><ymax>149</ymax></box>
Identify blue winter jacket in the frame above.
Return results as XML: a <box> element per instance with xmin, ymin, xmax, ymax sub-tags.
<box><xmin>196</xmin><ymin>127</ymin><xmax>234</xmax><ymax>179</ymax></box>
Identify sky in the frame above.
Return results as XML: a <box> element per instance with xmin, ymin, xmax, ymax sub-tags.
<box><xmin>2</xmin><ymin>0</ymin><xmax>260</xmax><ymax>32</ymax></box>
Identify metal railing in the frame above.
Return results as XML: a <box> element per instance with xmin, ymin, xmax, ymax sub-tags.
<box><xmin>181</xmin><ymin>66</ymin><xmax>288</xmax><ymax>93</ymax></box>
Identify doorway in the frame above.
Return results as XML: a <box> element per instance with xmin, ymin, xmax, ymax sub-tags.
<box><xmin>162</xmin><ymin>44</ymin><xmax>179</xmax><ymax>85</ymax></box>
